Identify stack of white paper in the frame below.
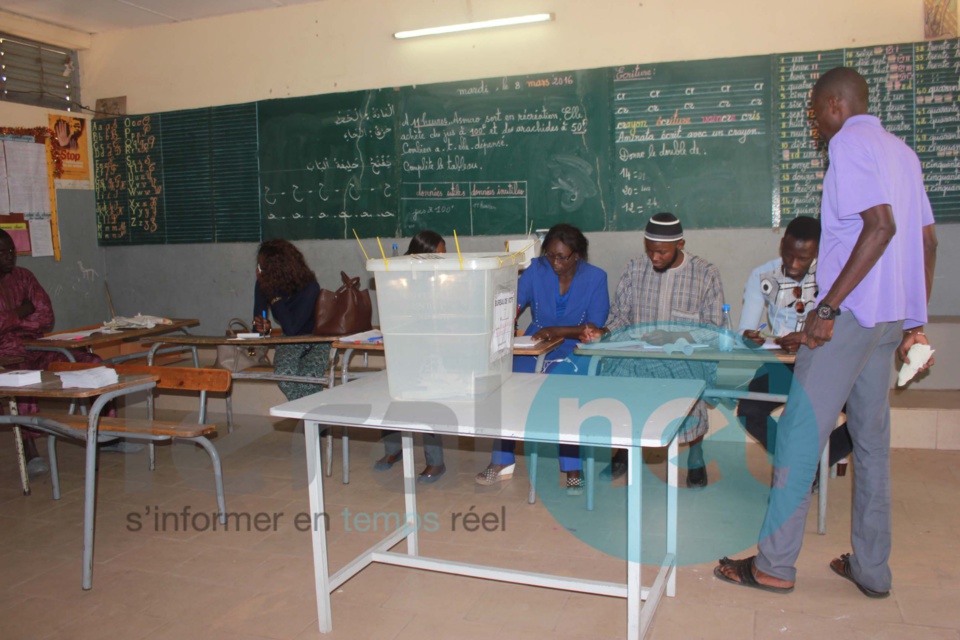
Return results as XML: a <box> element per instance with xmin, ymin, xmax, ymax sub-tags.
<box><xmin>55</xmin><ymin>366</ymin><xmax>119</xmax><ymax>388</ymax></box>
<box><xmin>0</xmin><ymin>370</ymin><xmax>42</xmax><ymax>386</ymax></box>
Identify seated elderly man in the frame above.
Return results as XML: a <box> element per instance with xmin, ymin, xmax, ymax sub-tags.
<box><xmin>582</xmin><ymin>212</ymin><xmax>725</xmax><ymax>488</ymax></box>
<box><xmin>0</xmin><ymin>229</ymin><xmax>108</xmax><ymax>475</ymax></box>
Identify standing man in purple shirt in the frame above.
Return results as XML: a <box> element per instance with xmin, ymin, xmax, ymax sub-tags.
<box><xmin>715</xmin><ymin>67</ymin><xmax>937</xmax><ymax>597</ymax></box>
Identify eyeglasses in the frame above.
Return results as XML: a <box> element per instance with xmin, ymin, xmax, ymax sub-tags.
<box><xmin>543</xmin><ymin>252</ymin><xmax>575</xmax><ymax>264</ymax></box>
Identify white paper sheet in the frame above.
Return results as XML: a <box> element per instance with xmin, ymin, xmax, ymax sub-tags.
<box><xmin>25</xmin><ymin>212</ymin><xmax>54</xmax><ymax>257</ymax></box>
<box><xmin>3</xmin><ymin>141</ymin><xmax>51</xmax><ymax>214</ymax></box>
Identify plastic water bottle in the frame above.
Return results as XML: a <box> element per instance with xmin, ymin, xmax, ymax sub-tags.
<box><xmin>718</xmin><ymin>304</ymin><xmax>734</xmax><ymax>352</ymax></box>
<box><xmin>391</xmin><ymin>243</ymin><xmax>399</xmax><ymax>257</ymax></box>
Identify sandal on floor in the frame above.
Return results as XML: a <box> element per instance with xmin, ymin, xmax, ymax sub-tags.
<box><xmin>373</xmin><ymin>452</ymin><xmax>402</xmax><ymax>471</ymax></box>
<box><xmin>829</xmin><ymin>554</ymin><xmax>890</xmax><ymax>599</ymax></box>
<box><xmin>475</xmin><ymin>463</ymin><xmax>514</xmax><ymax>486</ymax></box>
<box><xmin>714</xmin><ymin>556</ymin><xmax>794</xmax><ymax>594</ymax></box>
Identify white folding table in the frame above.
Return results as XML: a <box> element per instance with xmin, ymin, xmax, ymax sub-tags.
<box><xmin>271</xmin><ymin>371</ymin><xmax>704</xmax><ymax>639</ymax></box>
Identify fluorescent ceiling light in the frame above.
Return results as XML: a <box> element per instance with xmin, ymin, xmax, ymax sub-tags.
<box><xmin>394</xmin><ymin>13</ymin><xmax>554</xmax><ymax>39</ymax></box>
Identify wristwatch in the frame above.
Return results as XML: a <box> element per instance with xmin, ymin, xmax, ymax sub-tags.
<box><xmin>815</xmin><ymin>302</ymin><xmax>841</xmax><ymax>320</ymax></box>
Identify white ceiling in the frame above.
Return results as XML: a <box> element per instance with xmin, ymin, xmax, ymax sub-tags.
<box><xmin>0</xmin><ymin>0</ymin><xmax>324</xmax><ymax>35</ymax></box>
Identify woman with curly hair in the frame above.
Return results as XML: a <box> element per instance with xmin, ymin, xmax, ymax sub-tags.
<box><xmin>252</xmin><ymin>239</ymin><xmax>327</xmax><ymax>400</ymax></box>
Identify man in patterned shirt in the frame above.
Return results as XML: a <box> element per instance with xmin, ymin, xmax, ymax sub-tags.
<box><xmin>736</xmin><ymin>216</ymin><xmax>852</xmax><ymax>470</ymax></box>
<box><xmin>582</xmin><ymin>212</ymin><xmax>725</xmax><ymax>487</ymax></box>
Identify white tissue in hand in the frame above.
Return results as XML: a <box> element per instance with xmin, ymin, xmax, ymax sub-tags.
<box><xmin>897</xmin><ymin>343</ymin><xmax>934</xmax><ymax>387</ymax></box>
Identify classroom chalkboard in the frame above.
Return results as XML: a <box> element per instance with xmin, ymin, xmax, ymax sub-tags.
<box><xmin>92</xmin><ymin>104</ymin><xmax>260</xmax><ymax>245</ymax></box>
<box><xmin>397</xmin><ymin>70</ymin><xmax>612</xmax><ymax>236</ymax></box>
<box><xmin>774</xmin><ymin>40</ymin><xmax>960</xmax><ymax>225</ymax></box>
<box><xmin>94</xmin><ymin>37</ymin><xmax>960</xmax><ymax>246</ymax></box>
<box><xmin>258</xmin><ymin>90</ymin><xmax>400</xmax><ymax>241</ymax></box>
<box><xmin>611</xmin><ymin>55</ymin><xmax>773</xmax><ymax>229</ymax></box>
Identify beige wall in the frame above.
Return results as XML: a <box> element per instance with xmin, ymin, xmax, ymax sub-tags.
<box><xmin>2</xmin><ymin>0</ymin><xmax>957</xmax><ymax>355</ymax></box>
<box><xmin>68</xmin><ymin>0</ymin><xmax>926</xmax><ymax>114</ymax></box>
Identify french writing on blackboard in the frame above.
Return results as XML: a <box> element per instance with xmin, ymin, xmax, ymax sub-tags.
<box><xmin>612</xmin><ymin>56</ymin><xmax>773</xmax><ymax>229</ymax></box>
<box><xmin>774</xmin><ymin>51</ymin><xmax>843</xmax><ymax>223</ymax></box>
<box><xmin>396</xmin><ymin>71</ymin><xmax>609</xmax><ymax>237</ymax></box>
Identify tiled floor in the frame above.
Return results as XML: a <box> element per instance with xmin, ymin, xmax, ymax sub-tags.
<box><xmin>2</xmin><ymin>406</ymin><xmax>959</xmax><ymax>640</ymax></box>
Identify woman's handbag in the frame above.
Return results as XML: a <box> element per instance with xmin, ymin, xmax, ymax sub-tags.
<box><xmin>313</xmin><ymin>271</ymin><xmax>373</xmax><ymax>336</ymax></box>
<box><xmin>213</xmin><ymin>318</ymin><xmax>272</xmax><ymax>372</ymax></box>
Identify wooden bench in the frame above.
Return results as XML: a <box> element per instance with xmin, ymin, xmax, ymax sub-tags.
<box><xmin>46</xmin><ymin>362</ymin><xmax>230</xmax><ymax>521</ymax></box>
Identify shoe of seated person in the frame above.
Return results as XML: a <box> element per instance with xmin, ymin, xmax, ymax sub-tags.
<box><xmin>418</xmin><ymin>464</ymin><xmax>446</xmax><ymax>484</ymax></box>
<box><xmin>566</xmin><ymin>471</ymin><xmax>584</xmax><ymax>496</ymax></box>
<box><xmin>599</xmin><ymin>461</ymin><xmax>627</xmax><ymax>481</ymax></box>
<box><xmin>475</xmin><ymin>463</ymin><xmax>515</xmax><ymax>486</ymax></box>
<box><xmin>686</xmin><ymin>466</ymin><xmax>708</xmax><ymax>488</ymax></box>
<box><xmin>26</xmin><ymin>456</ymin><xmax>49</xmax><ymax>477</ymax></box>
<box><xmin>373</xmin><ymin>452</ymin><xmax>402</xmax><ymax>471</ymax></box>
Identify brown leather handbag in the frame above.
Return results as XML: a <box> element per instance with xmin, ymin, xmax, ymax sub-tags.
<box><xmin>313</xmin><ymin>271</ymin><xmax>373</xmax><ymax>336</ymax></box>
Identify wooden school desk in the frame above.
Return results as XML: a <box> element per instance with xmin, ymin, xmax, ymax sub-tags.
<box><xmin>146</xmin><ymin>333</ymin><xmax>341</xmax><ymax>430</ymax></box>
<box><xmin>24</xmin><ymin>318</ymin><xmax>200</xmax><ymax>363</ymax></box>
<box><xmin>0</xmin><ymin>372</ymin><xmax>158</xmax><ymax>589</ymax></box>
<box><xmin>271</xmin><ymin>371</ymin><xmax>705</xmax><ymax>640</ymax></box>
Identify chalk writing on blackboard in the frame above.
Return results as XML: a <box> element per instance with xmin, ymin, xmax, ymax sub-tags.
<box><xmin>123</xmin><ymin>115</ymin><xmax>164</xmax><ymax>241</ymax></box>
<box><xmin>612</xmin><ymin>58</ymin><xmax>771</xmax><ymax>229</ymax></box>
<box><xmin>916</xmin><ymin>38</ymin><xmax>960</xmax><ymax>221</ymax></box>
<box><xmin>92</xmin><ymin>118</ymin><xmax>128</xmax><ymax>242</ymax></box>
<box><xmin>774</xmin><ymin>51</ymin><xmax>844</xmax><ymax>224</ymax></box>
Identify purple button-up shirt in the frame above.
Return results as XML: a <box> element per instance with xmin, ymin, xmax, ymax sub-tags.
<box><xmin>818</xmin><ymin>114</ymin><xmax>933</xmax><ymax>329</ymax></box>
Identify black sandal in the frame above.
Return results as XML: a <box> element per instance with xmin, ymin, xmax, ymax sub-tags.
<box><xmin>829</xmin><ymin>554</ymin><xmax>890</xmax><ymax>599</ymax></box>
<box><xmin>714</xmin><ymin>556</ymin><xmax>794</xmax><ymax>594</ymax></box>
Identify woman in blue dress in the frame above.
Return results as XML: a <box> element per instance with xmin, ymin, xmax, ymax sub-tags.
<box><xmin>475</xmin><ymin>223</ymin><xmax>609</xmax><ymax>494</ymax></box>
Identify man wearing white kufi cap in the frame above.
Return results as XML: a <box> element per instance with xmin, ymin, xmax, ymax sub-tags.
<box><xmin>582</xmin><ymin>212</ymin><xmax>725</xmax><ymax>488</ymax></box>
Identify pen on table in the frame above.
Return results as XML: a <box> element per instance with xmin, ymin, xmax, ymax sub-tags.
<box><xmin>366</xmin><ymin>336</ymin><xmax>382</xmax><ymax>342</ymax></box>
<box><xmin>260</xmin><ymin>310</ymin><xmax>268</xmax><ymax>336</ymax></box>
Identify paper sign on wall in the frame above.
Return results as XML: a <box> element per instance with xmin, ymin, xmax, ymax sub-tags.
<box><xmin>49</xmin><ymin>114</ymin><xmax>91</xmax><ymax>188</ymax></box>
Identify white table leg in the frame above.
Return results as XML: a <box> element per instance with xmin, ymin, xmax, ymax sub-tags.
<box><xmin>627</xmin><ymin>445</ymin><xmax>641</xmax><ymax>640</ymax></box>
<box><xmin>667</xmin><ymin>437</ymin><xmax>678</xmax><ymax>597</ymax></box>
<box><xmin>401</xmin><ymin>431</ymin><xmax>419</xmax><ymax>556</ymax></box>
<box><xmin>305</xmin><ymin>420</ymin><xmax>333</xmax><ymax>632</ymax></box>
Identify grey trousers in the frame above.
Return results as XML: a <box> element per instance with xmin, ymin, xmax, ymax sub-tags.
<box><xmin>382</xmin><ymin>431</ymin><xmax>444</xmax><ymax>467</ymax></box>
<box><xmin>755</xmin><ymin>313</ymin><xmax>902</xmax><ymax>592</ymax></box>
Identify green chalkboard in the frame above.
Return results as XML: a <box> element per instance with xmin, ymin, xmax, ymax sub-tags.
<box><xmin>258</xmin><ymin>90</ymin><xmax>400</xmax><ymax>240</ymax></box>
<box><xmin>397</xmin><ymin>70</ymin><xmax>612</xmax><ymax>236</ymax></box>
<box><xmin>92</xmin><ymin>105</ymin><xmax>260</xmax><ymax>245</ymax></box>
<box><xmin>94</xmin><ymin>37</ymin><xmax>960</xmax><ymax>246</ymax></box>
<box><xmin>611</xmin><ymin>55</ymin><xmax>773</xmax><ymax>229</ymax></box>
